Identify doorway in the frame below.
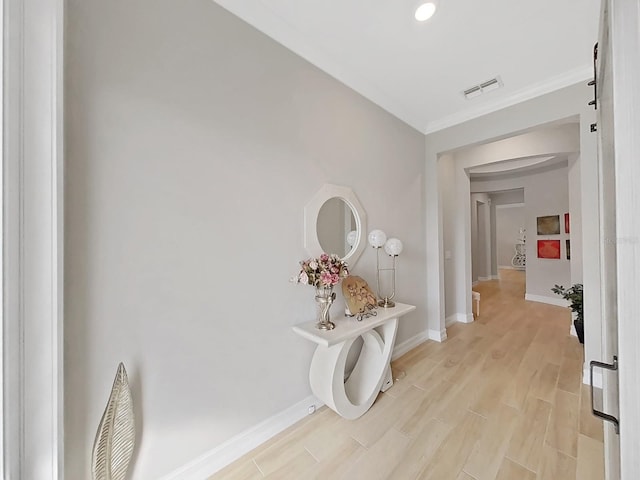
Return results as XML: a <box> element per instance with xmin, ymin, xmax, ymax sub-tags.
<box><xmin>439</xmin><ymin>123</ymin><xmax>579</xmax><ymax>329</ymax></box>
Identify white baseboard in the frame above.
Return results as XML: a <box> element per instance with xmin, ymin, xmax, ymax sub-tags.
<box><xmin>158</xmin><ymin>395</ymin><xmax>324</xmax><ymax>480</ymax></box>
<box><xmin>498</xmin><ymin>265</ymin><xmax>517</xmax><ymax>270</ymax></box>
<box><xmin>491</xmin><ymin>275</ymin><xmax>500</xmax><ymax>280</ymax></box>
<box><xmin>570</xmin><ymin>322</ymin><xmax>577</xmax><ymax>337</ymax></box>
<box><xmin>428</xmin><ymin>328</ymin><xmax>447</xmax><ymax>342</ymax></box>
<box><xmin>392</xmin><ymin>330</ymin><xmax>431</xmax><ymax>360</ymax></box>
<box><xmin>162</xmin><ymin>326</ymin><xmax>442</xmax><ymax>479</ymax></box>
<box><xmin>477</xmin><ymin>276</ymin><xmax>491</xmax><ymax>281</ymax></box>
<box><xmin>472</xmin><ymin>280</ymin><xmax>479</xmax><ymax>287</ymax></box>
<box><xmin>162</xmin><ymin>325</ymin><xmax>450</xmax><ymax>479</ymax></box>
<box><xmin>445</xmin><ymin>313</ymin><xmax>474</xmax><ymax>325</ymax></box>
<box><xmin>525</xmin><ymin>293</ymin><xmax>569</xmax><ymax>308</ymax></box>
<box><xmin>584</xmin><ymin>366</ymin><xmax>603</xmax><ymax>388</ymax></box>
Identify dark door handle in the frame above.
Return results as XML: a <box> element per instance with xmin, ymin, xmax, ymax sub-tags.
<box><xmin>589</xmin><ymin>42</ymin><xmax>598</xmax><ymax>109</ymax></box>
<box><xmin>590</xmin><ymin>356</ymin><xmax>619</xmax><ymax>433</ymax></box>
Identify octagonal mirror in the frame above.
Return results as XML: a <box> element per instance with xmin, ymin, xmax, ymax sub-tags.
<box><xmin>304</xmin><ymin>184</ymin><xmax>367</xmax><ymax>267</ymax></box>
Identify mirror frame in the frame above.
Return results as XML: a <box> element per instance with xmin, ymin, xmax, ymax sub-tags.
<box><xmin>304</xmin><ymin>184</ymin><xmax>367</xmax><ymax>267</ymax></box>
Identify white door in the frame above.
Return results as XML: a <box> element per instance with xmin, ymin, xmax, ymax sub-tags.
<box><xmin>596</xmin><ymin>1</ymin><xmax>640</xmax><ymax>479</ymax></box>
<box><xmin>596</xmin><ymin>2</ymin><xmax>619</xmax><ymax>477</ymax></box>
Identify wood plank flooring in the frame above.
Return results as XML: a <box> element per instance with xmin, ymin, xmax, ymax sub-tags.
<box><xmin>210</xmin><ymin>269</ymin><xmax>604</xmax><ymax>479</ymax></box>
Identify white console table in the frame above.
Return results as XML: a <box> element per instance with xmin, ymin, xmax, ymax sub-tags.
<box><xmin>292</xmin><ymin>303</ymin><xmax>416</xmax><ymax>420</ymax></box>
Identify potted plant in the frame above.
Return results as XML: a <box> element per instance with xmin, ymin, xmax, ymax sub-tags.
<box><xmin>551</xmin><ymin>283</ymin><xmax>583</xmax><ymax>344</ymax></box>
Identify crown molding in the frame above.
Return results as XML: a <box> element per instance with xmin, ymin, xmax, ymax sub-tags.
<box><xmin>213</xmin><ymin>1</ymin><xmax>592</xmax><ymax>137</ymax></box>
<box><xmin>423</xmin><ymin>65</ymin><xmax>592</xmax><ymax>134</ymax></box>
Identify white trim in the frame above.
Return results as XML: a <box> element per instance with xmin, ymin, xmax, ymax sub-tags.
<box><xmin>428</xmin><ymin>328</ymin><xmax>447</xmax><ymax>343</ymax></box>
<box><xmin>446</xmin><ymin>313</ymin><xmax>474</xmax><ymax>325</ymax></box>
<box><xmin>477</xmin><ymin>276</ymin><xmax>491</xmax><ymax>282</ymax></box>
<box><xmin>495</xmin><ymin>203</ymin><xmax>525</xmax><ymax>209</ymax></box>
<box><xmin>392</xmin><ymin>331</ymin><xmax>430</xmax><ymax>360</ymax></box>
<box><xmin>0</xmin><ymin>0</ymin><xmax>4</xmax><ymax>471</ymax></box>
<box><xmin>584</xmin><ymin>366</ymin><xmax>603</xmax><ymax>389</ymax></box>
<box><xmin>609</xmin><ymin>1</ymin><xmax>640</xmax><ymax>478</ymax></box>
<box><xmin>2</xmin><ymin>0</ymin><xmax>64</xmax><ymax>477</ymax></box>
<box><xmin>161</xmin><ymin>328</ymin><xmax>438</xmax><ymax>480</ymax></box>
<box><xmin>158</xmin><ymin>395</ymin><xmax>325</xmax><ymax>480</ymax></box>
<box><xmin>212</xmin><ymin>0</ymin><xmax>425</xmax><ymax>131</ymax></box>
<box><xmin>570</xmin><ymin>321</ymin><xmax>577</xmax><ymax>338</ymax></box>
<box><xmin>491</xmin><ymin>275</ymin><xmax>500</xmax><ymax>280</ymax></box>
<box><xmin>498</xmin><ymin>265</ymin><xmax>518</xmax><ymax>270</ymax></box>
<box><xmin>525</xmin><ymin>293</ymin><xmax>569</xmax><ymax>308</ymax></box>
<box><xmin>423</xmin><ymin>66</ymin><xmax>592</xmax><ymax>134</ymax></box>
<box><xmin>212</xmin><ymin>1</ymin><xmax>591</xmax><ymax>135</ymax></box>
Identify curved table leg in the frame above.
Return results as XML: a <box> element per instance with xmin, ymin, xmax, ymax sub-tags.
<box><xmin>308</xmin><ymin>318</ymin><xmax>398</xmax><ymax>419</ymax></box>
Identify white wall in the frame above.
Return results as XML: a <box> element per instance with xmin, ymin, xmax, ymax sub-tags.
<box><xmin>495</xmin><ymin>204</ymin><xmax>525</xmax><ymax>268</ymax></box>
<box><xmin>64</xmin><ymin>1</ymin><xmax>427</xmax><ymax>478</ymax></box>
<box><xmin>491</xmin><ymin>190</ymin><xmax>526</xmax><ymax>206</ymax></box>
<box><xmin>439</xmin><ymin>155</ymin><xmax>458</xmax><ymax>320</ymax></box>
<box><xmin>568</xmin><ymin>153</ymin><xmax>583</xmax><ymax>284</ymax></box>
<box><xmin>478</xmin><ymin>201</ymin><xmax>491</xmax><ymax>280</ymax></box>
<box><xmin>425</xmin><ymin>83</ymin><xmax>601</xmax><ymax>387</ymax></box>
<box><xmin>490</xmin><ymin>189</ymin><xmax>525</xmax><ymax>275</ymax></box>
<box><xmin>470</xmin><ymin>193</ymin><xmax>490</xmax><ymax>282</ymax></box>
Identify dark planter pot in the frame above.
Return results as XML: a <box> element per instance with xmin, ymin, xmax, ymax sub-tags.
<box><xmin>574</xmin><ymin>319</ymin><xmax>584</xmax><ymax>344</ymax></box>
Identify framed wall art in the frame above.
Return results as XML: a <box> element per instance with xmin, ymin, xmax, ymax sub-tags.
<box><xmin>537</xmin><ymin>215</ymin><xmax>561</xmax><ymax>235</ymax></box>
<box><xmin>564</xmin><ymin>213</ymin><xmax>570</xmax><ymax>234</ymax></box>
<box><xmin>537</xmin><ymin>239</ymin><xmax>561</xmax><ymax>259</ymax></box>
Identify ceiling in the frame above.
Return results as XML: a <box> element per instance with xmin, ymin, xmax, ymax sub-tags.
<box><xmin>213</xmin><ymin>0</ymin><xmax>601</xmax><ymax>133</ymax></box>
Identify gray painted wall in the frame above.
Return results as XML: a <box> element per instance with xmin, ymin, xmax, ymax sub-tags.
<box><xmin>470</xmin><ymin>193</ymin><xmax>491</xmax><ymax>282</ymax></box>
<box><xmin>65</xmin><ymin>1</ymin><xmax>426</xmax><ymax>477</ymax></box>
<box><xmin>490</xmin><ymin>189</ymin><xmax>526</xmax><ymax>275</ymax></box>
<box><xmin>495</xmin><ymin>205</ymin><xmax>525</xmax><ymax>268</ymax></box>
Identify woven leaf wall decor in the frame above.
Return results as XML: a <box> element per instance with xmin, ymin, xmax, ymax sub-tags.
<box><xmin>92</xmin><ymin>362</ymin><xmax>135</xmax><ymax>480</ymax></box>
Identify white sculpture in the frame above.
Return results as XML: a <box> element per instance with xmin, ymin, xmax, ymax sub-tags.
<box><xmin>512</xmin><ymin>228</ymin><xmax>526</xmax><ymax>269</ymax></box>
<box><xmin>92</xmin><ymin>363</ymin><xmax>135</xmax><ymax>480</ymax></box>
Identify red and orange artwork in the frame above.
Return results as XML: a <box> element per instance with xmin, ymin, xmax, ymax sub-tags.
<box><xmin>537</xmin><ymin>239</ymin><xmax>561</xmax><ymax>259</ymax></box>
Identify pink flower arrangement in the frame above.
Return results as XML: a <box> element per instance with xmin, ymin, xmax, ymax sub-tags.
<box><xmin>292</xmin><ymin>253</ymin><xmax>349</xmax><ymax>287</ymax></box>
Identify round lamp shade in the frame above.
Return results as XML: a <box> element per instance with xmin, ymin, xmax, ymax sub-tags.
<box><xmin>384</xmin><ymin>238</ymin><xmax>403</xmax><ymax>256</ymax></box>
<box><xmin>368</xmin><ymin>229</ymin><xmax>387</xmax><ymax>248</ymax></box>
<box><xmin>346</xmin><ymin>230</ymin><xmax>358</xmax><ymax>247</ymax></box>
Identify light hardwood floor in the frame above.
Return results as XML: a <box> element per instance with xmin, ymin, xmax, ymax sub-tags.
<box><xmin>211</xmin><ymin>269</ymin><xmax>604</xmax><ymax>479</ymax></box>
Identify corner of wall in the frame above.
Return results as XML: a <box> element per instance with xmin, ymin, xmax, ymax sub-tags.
<box><xmin>158</xmin><ymin>395</ymin><xmax>325</xmax><ymax>480</ymax></box>
<box><xmin>428</xmin><ymin>328</ymin><xmax>448</xmax><ymax>342</ymax></box>
<box><xmin>524</xmin><ymin>293</ymin><xmax>569</xmax><ymax>308</ymax></box>
<box><xmin>392</xmin><ymin>330</ymin><xmax>432</xmax><ymax>359</ymax></box>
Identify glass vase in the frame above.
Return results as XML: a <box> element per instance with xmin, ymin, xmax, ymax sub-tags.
<box><xmin>315</xmin><ymin>285</ymin><xmax>336</xmax><ymax>330</ymax></box>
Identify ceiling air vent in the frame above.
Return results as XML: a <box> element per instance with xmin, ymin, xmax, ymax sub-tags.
<box><xmin>462</xmin><ymin>76</ymin><xmax>503</xmax><ymax>100</ymax></box>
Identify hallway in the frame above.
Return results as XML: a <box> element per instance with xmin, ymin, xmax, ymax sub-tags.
<box><xmin>212</xmin><ymin>270</ymin><xmax>604</xmax><ymax>479</ymax></box>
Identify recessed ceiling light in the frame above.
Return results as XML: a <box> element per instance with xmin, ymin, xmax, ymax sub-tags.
<box><xmin>415</xmin><ymin>3</ymin><xmax>436</xmax><ymax>22</ymax></box>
